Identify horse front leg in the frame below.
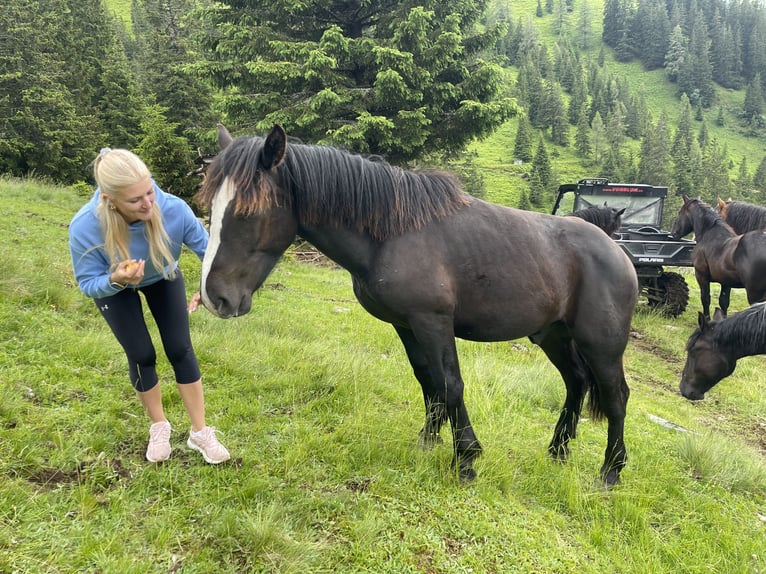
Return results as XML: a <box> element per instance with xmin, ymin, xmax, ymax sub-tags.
<box><xmin>718</xmin><ymin>285</ymin><xmax>731</xmax><ymax>317</ymax></box>
<box><xmin>697</xmin><ymin>274</ymin><xmax>712</xmax><ymax>319</ymax></box>
<box><xmin>394</xmin><ymin>325</ymin><xmax>446</xmax><ymax>449</ymax></box>
<box><xmin>400</xmin><ymin>318</ymin><xmax>482</xmax><ymax>482</ymax></box>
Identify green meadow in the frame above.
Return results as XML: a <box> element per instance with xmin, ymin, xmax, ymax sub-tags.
<box><xmin>1</xmin><ymin>177</ymin><xmax>765</xmax><ymax>573</ymax></box>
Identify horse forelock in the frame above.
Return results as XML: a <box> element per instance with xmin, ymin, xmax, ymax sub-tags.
<box><xmin>195</xmin><ymin>136</ymin><xmax>286</xmax><ymax>216</ymax></box>
<box><xmin>281</xmin><ymin>142</ymin><xmax>471</xmax><ymax>240</ymax></box>
<box><xmin>712</xmin><ymin>302</ymin><xmax>766</xmax><ymax>354</ymax></box>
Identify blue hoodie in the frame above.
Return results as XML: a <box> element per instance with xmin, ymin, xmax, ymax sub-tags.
<box><xmin>69</xmin><ymin>181</ymin><xmax>208</xmax><ymax>299</ymax></box>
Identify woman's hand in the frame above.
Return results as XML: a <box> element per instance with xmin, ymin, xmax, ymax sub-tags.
<box><xmin>111</xmin><ymin>259</ymin><xmax>145</xmax><ymax>286</ymax></box>
<box><xmin>188</xmin><ymin>291</ymin><xmax>202</xmax><ymax>313</ymax></box>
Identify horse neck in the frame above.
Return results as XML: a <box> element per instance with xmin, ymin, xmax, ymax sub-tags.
<box><xmin>714</xmin><ymin>306</ymin><xmax>766</xmax><ymax>359</ymax></box>
<box><xmin>297</xmin><ymin>225</ymin><xmax>376</xmax><ymax>277</ymax></box>
<box><xmin>691</xmin><ymin>206</ymin><xmax>732</xmax><ymax>241</ymax></box>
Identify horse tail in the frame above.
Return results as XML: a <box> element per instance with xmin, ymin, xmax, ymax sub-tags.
<box><xmin>587</xmin><ymin>377</ymin><xmax>604</xmax><ymax>421</ymax></box>
<box><xmin>573</xmin><ymin>344</ymin><xmax>604</xmax><ymax>421</ymax></box>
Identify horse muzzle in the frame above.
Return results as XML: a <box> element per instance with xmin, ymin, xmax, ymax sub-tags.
<box><xmin>201</xmin><ymin>289</ymin><xmax>252</xmax><ymax>319</ymax></box>
<box><xmin>679</xmin><ymin>380</ymin><xmax>705</xmax><ymax>401</ymax></box>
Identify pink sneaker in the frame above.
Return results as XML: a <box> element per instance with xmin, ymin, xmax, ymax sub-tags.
<box><xmin>187</xmin><ymin>427</ymin><xmax>230</xmax><ymax>464</ymax></box>
<box><xmin>146</xmin><ymin>421</ymin><xmax>172</xmax><ymax>462</ymax></box>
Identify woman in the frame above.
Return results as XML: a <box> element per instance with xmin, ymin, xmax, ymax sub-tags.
<box><xmin>69</xmin><ymin>148</ymin><xmax>230</xmax><ymax>464</ymax></box>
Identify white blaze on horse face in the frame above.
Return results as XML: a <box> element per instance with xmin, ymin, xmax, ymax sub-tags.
<box><xmin>200</xmin><ymin>177</ymin><xmax>236</xmax><ymax>312</ymax></box>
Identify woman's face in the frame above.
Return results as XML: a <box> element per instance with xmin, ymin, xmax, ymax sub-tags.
<box><xmin>110</xmin><ymin>177</ymin><xmax>155</xmax><ymax>223</ymax></box>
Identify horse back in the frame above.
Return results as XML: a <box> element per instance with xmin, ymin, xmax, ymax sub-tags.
<box><xmin>360</xmin><ymin>200</ymin><xmax>638</xmax><ymax>341</ymax></box>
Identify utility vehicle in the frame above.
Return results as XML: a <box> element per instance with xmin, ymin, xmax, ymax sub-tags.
<box><xmin>553</xmin><ymin>178</ymin><xmax>694</xmax><ymax>317</ymax></box>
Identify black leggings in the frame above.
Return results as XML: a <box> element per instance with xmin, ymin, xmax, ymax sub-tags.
<box><xmin>95</xmin><ymin>271</ymin><xmax>201</xmax><ymax>392</ymax></box>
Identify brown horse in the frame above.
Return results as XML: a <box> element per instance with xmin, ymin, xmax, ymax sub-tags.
<box><xmin>196</xmin><ymin>124</ymin><xmax>639</xmax><ymax>486</ymax></box>
<box><xmin>717</xmin><ymin>197</ymin><xmax>766</xmax><ymax>233</ymax></box>
<box><xmin>670</xmin><ymin>195</ymin><xmax>766</xmax><ymax>318</ymax></box>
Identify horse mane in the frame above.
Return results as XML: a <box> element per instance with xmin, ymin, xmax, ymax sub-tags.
<box><xmin>686</xmin><ymin>198</ymin><xmax>732</xmax><ymax>232</ymax></box>
<box><xmin>197</xmin><ymin>136</ymin><xmax>472</xmax><ymax>241</ymax></box>
<box><xmin>711</xmin><ymin>302</ymin><xmax>766</xmax><ymax>354</ymax></box>
<box><xmin>569</xmin><ymin>205</ymin><xmax>622</xmax><ymax>235</ymax></box>
<box><xmin>721</xmin><ymin>200</ymin><xmax>766</xmax><ymax>233</ymax></box>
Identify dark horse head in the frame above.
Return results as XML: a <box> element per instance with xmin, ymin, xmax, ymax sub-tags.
<box><xmin>669</xmin><ymin>195</ymin><xmax>699</xmax><ymax>239</ymax></box>
<box><xmin>196</xmin><ymin>125</ymin><xmax>298</xmax><ymax>317</ymax></box>
<box><xmin>570</xmin><ymin>203</ymin><xmax>625</xmax><ymax>237</ymax></box>
<box><xmin>680</xmin><ymin>309</ymin><xmax>736</xmax><ymax>400</ymax></box>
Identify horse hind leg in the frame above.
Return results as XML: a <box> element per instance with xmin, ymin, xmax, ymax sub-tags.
<box><xmin>576</xmin><ymin>340</ymin><xmax>630</xmax><ymax>487</ymax></box>
<box><xmin>530</xmin><ymin>328</ymin><xmax>591</xmax><ymax>464</ymax></box>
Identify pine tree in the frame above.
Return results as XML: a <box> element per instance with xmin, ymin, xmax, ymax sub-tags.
<box><xmin>135</xmin><ymin>105</ymin><xmax>197</xmax><ymax>202</ymax></box>
<box><xmin>671</xmin><ymin>95</ymin><xmax>696</xmax><ymax>197</ymax></box>
<box><xmin>753</xmin><ymin>156</ymin><xmax>766</xmax><ymax>192</ymax></box>
<box><xmin>513</xmin><ymin>117</ymin><xmax>534</xmax><ymax>162</ymax></box>
<box><xmin>590</xmin><ymin>111</ymin><xmax>607</xmax><ymax>165</ymax></box>
<box><xmin>191</xmin><ymin>0</ymin><xmax>518</xmax><ymax>164</ymax></box>
<box><xmin>743</xmin><ymin>73</ymin><xmax>764</xmax><ymax>123</ymax></box>
<box><xmin>532</xmin><ymin>134</ymin><xmax>553</xmax><ymax>191</ymax></box>
<box><xmin>574</xmin><ymin>109</ymin><xmax>592</xmax><ymax>158</ymax></box>
<box><xmin>735</xmin><ymin>156</ymin><xmax>751</xmax><ymax>191</ymax></box>
<box><xmin>664</xmin><ymin>25</ymin><xmax>687</xmax><ymax>83</ymax></box>
<box><xmin>575</xmin><ymin>0</ymin><xmax>593</xmax><ymax>50</ymax></box>
<box><xmin>132</xmin><ymin>0</ymin><xmax>215</xmax><ymax>143</ymax></box>
<box><xmin>677</xmin><ymin>11</ymin><xmax>715</xmax><ymax>107</ymax></box>
<box><xmin>638</xmin><ymin>114</ymin><xmax>671</xmax><ymax>186</ymax></box>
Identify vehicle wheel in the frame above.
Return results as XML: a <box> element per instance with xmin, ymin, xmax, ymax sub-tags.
<box><xmin>645</xmin><ymin>271</ymin><xmax>689</xmax><ymax>317</ymax></box>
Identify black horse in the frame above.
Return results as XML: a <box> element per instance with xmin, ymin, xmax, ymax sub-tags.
<box><xmin>569</xmin><ymin>203</ymin><xmax>625</xmax><ymax>237</ymax></box>
<box><xmin>670</xmin><ymin>195</ymin><xmax>766</xmax><ymax>318</ymax></box>
<box><xmin>717</xmin><ymin>197</ymin><xmax>766</xmax><ymax>233</ymax></box>
<box><xmin>196</xmin><ymin>125</ymin><xmax>639</xmax><ymax>486</ymax></box>
<box><xmin>681</xmin><ymin>303</ymin><xmax>766</xmax><ymax>400</ymax></box>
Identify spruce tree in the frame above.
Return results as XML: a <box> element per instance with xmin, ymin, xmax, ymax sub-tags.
<box><xmin>190</xmin><ymin>0</ymin><xmax>518</xmax><ymax>164</ymax></box>
<box><xmin>574</xmin><ymin>109</ymin><xmax>592</xmax><ymax>158</ymax></box>
<box><xmin>513</xmin><ymin>117</ymin><xmax>534</xmax><ymax>162</ymax></box>
<box><xmin>753</xmin><ymin>156</ymin><xmax>766</xmax><ymax>193</ymax></box>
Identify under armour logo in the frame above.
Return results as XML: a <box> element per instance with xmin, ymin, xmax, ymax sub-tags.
<box><xmin>100</xmin><ymin>304</ymin><xmax>109</xmax><ymax>311</ymax></box>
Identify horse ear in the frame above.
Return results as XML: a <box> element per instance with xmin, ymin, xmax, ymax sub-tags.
<box><xmin>698</xmin><ymin>311</ymin><xmax>708</xmax><ymax>329</ymax></box>
<box><xmin>260</xmin><ymin>124</ymin><xmax>287</xmax><ymax>170</ymax></box>
<box><xmin>713</xmin><ymin>308</ymin><xmax>725</xmax><ymax>321</ymax></box>
<box><xmin>217</xmin><ymin>123</ymin><xmax>234</xmax><ymax>150</ymax></box>
<box><xmin>682</xmin><ymin>194</ymin><xmax>691</xmax><ymax>203</ymax></box>
<box><xmin>616</xmin><ymin>207</ymin><xmax>626</xmax><ymax>216</ymax></box>
<box><xmin>716</xmin><ymin>197</ymin><xmax>726</xmax><ymax>209</ymax></box>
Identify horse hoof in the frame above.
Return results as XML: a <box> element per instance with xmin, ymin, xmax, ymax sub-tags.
<box><xmin>458</xmin><ymin>467</ymin><xmax>477</xmax><ymax>483</ymax></box>
<box><xmin>548</xmin><ymin>446</ymin><xmax>569</xmax><ymax>463</ymax></box>
<box><xmin>418</xmin><ymin>432</ymin><xmax>443</xmax><ymax>451</ymax></box>
<box><xmin>600</xmin><ymin>470</ymin><xmax>621</xmax><ymax>488</ymax></box>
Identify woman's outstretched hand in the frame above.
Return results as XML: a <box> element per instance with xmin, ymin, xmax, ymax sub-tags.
<box><xmin>188</xmin><ymin>291</ymin><xmax>202</xmax><ymax>313</ymax></box>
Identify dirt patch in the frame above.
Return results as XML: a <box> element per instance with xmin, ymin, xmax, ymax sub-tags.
<box><xmin>26</xmin><ymin>457</ymin><xmax>132</xmax><ymax>489</ymax></box>
<box><xmin>629</xmin><ymin>329</ymin><xmax>684</xmax><ymax>367</ymax></box>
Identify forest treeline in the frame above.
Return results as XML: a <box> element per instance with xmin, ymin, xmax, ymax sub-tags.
<box><xmin>1</xmin><ymin>0</ymin><xmax>765</xmax><ymax>207</ymax></box>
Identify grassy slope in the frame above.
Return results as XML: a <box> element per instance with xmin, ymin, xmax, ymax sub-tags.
<box><xmin>1</xmin><ymin>179</ymin><xmax>765</xmax><ymax>573</ymax></box>
<box><xmin>473</xmin><ymin>2</ymin><xmax>766</xmax><ymax>208</ymax></box>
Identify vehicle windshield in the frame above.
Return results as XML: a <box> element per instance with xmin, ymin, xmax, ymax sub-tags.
<box><xmin>573</xmin><ymin>194</ymin><xmax>663</xmax><ymax>227</ymax></box>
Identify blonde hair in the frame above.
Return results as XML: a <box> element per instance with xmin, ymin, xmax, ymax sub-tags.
<box><xmin>94</xmin><ymin>148</ymin><xmax>176</xmax><ymax>279</ymax></box>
